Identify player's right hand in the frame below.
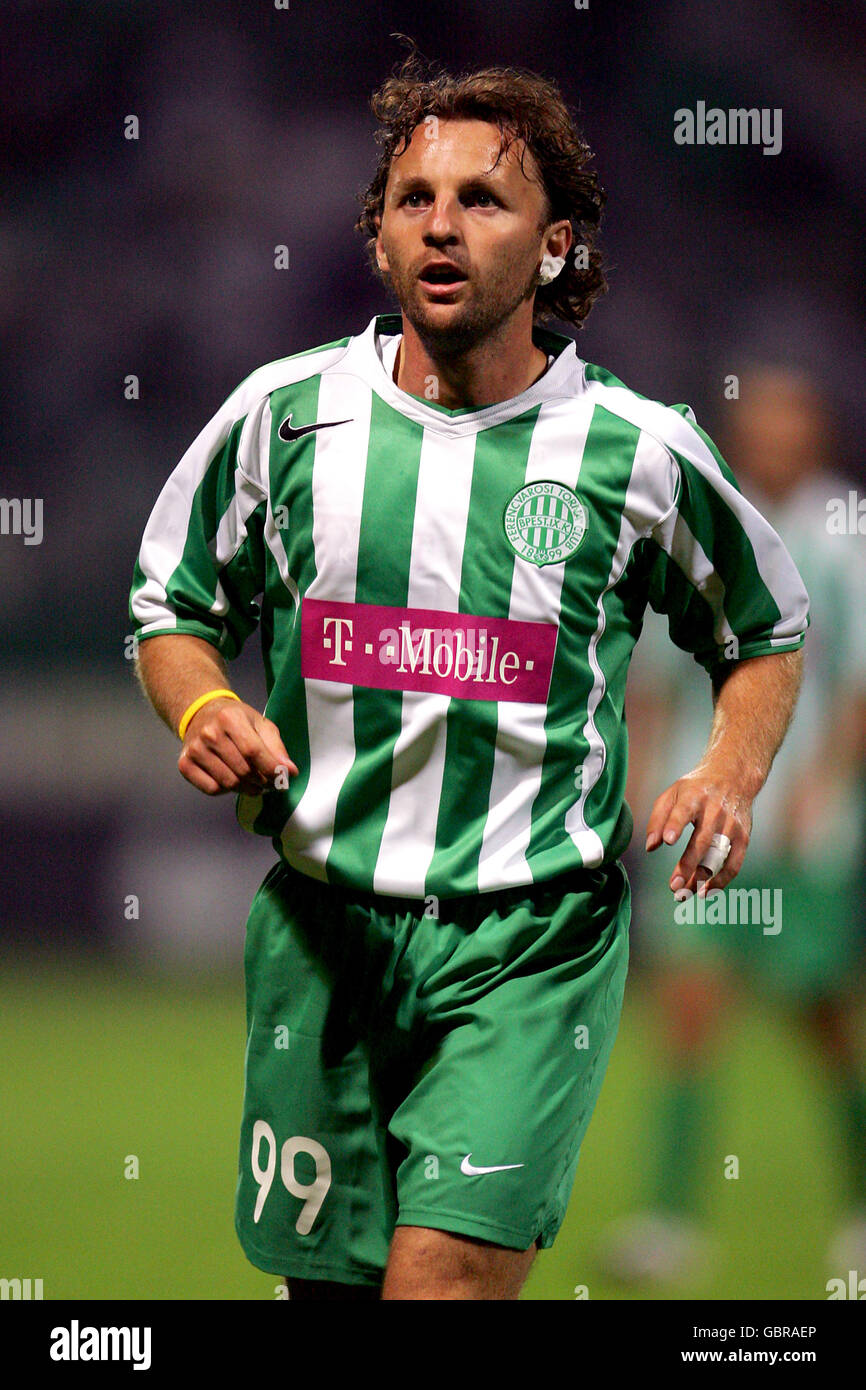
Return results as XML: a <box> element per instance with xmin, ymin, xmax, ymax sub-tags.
<box><xmin>177</xmin><ymin>698</ymin><xmax>298</xmax><ymax>796</ymax></box>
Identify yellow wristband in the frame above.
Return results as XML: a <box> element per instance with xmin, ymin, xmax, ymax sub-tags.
<box><xmin>177</xmin><ymin>689</ymin><xmax>240</xmax><ymax>741</ymax></box>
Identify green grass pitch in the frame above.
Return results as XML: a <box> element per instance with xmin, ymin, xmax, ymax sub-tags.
<box><xmin>0</xmin><ymin>961</ymin><xmax>845</xmax><ymax>1300</ymax></box>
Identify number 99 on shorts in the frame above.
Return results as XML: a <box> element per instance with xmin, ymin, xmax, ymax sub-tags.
<box><xmin>251</xmin><ymin>1119</ymin><xmax>332</xmax><ymax>1234</ymax></box>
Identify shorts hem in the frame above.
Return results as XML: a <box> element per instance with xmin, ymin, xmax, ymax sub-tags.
<box><xmin>395</xmin><ymin>1205</ymin><xmax>541</xmax><ymax>1251</ymax></box>
<box><xmin>236</xmin><ymin>1226</ymin><xmax>385</xmax><ymax>1287</ymax></box>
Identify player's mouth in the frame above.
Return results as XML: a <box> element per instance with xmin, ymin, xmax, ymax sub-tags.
<box><xmin>417</xmin><ymin>260</ymin><xmax>468</xmax><ymax>298</ymax></box>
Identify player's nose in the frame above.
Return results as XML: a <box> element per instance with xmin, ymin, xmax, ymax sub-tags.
<box><xmin>422</xmin><ymin>195</ymin><xmax>461</xmax><ymax>241</ymax></box>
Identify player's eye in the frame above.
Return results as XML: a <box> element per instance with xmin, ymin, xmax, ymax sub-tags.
<box><xmin>464</xmin><ymin>190</ymin><xmax>498</xmax><ymax>207</ymax></box>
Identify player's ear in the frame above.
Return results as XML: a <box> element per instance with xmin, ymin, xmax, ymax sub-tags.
<box><xmin>374</xmin><ymin>215</ymin><xmax>389</xmax><ymax>273</ymax></box>
<box><xmin>535</xmin><ymin>220</ymin><xmax>573</xmax><ymax>287</ymax></box>
<box><xmin>542</xmin><ymin>220</ymin><xmax>572</xmax><ymax>265</ymax></box>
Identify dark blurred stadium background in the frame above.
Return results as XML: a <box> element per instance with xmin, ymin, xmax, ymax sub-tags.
<box><xmin>1</xmin><ymin>0</ymin><xmax>864</xmax><ymax>1300</ymax></box>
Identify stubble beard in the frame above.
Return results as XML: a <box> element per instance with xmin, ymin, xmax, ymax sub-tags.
<box><xmin>385</xmin><ymin>253</ymin><xmax>540</xmax><ymax>360</ymax></box>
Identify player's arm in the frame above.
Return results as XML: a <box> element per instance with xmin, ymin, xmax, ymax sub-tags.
<box><xmin>645</xmin><ymin>648</ymin><xmax>804</xmax><ymax>895</ymax></box>
<box><xmin>135</xmin><ymin>633</ymin><xmax>296</xmax><ymax>797</ymax></box>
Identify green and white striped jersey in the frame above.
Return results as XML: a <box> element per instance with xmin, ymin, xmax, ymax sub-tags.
<box><xmin>130</xmin><ymin>313</ymin><xmax>809</xmax><ymax>898</ymax></box>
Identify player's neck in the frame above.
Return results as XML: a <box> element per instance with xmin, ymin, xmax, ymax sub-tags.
<box><xmin>393</xmin><ymin>313</ymin><xmax>549</xmax><ymax>410</ymax></box>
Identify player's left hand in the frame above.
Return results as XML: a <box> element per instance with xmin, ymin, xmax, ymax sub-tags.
<box><xmin>644</xmin><ymin>763</ymin><xmax>752</xmax><ymax>897</ymax></box>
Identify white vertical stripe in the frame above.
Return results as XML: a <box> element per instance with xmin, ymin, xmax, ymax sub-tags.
<box><xmin>372</xmin><ymin>428</ymin><xmax>478</xmax><ymax>895</ymax></box>
<box><xmin>280</xmin><ymin>372</ymin><xmax>373</xmax><ymax>874</ymax></box>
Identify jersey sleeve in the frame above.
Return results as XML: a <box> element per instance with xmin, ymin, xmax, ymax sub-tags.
<box><xmin>643</xmin><ymin>406</ymin><xmax>810</xmax><ymax>675</ymax></box>
<box><xmin>129</xmin><ymin>388</ymin><xmax>271</xmax><ymax>659</ymax></box>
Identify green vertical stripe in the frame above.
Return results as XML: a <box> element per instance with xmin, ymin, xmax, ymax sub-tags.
<box><xmin>325</xmin><ymin>397</ymin><xmax>424</xmax><ymax>888</ymax></box>
<box><xmin>646</xmin><ymin>544</ymin><xmax>717</xmax><ymax>663</ymax></box>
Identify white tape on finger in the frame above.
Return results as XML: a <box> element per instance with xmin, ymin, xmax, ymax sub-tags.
<box><xmin>699</xmin><ymin>832</ymin><xmax>732</xmax><ymax>877</ymax></box>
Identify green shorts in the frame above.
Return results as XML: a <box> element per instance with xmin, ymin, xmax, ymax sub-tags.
<box><xmin>235</xmin><ymin>859</ymin><xmax>630</xmax><ymax>1285</ymax></box>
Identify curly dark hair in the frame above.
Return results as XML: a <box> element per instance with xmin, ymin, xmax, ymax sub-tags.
<box><xmin>356</xmin><ymin>40</ymin><xmax>608</xmax><ymax>330</ymax></box>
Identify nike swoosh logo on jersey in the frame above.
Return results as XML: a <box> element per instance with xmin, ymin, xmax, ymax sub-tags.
<box><xmin>460</xmin><ymin>1154</ymin><xmax>525</xmax><ymax>1176</ymax></box>
<box><xmin>279</xmin><ymin>413</ymin><xmax>352</xmax><ymax>441</ymax></box>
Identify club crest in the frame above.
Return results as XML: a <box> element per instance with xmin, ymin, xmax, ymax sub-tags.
<box><xmin>503</xmin><ymin>481</ymin><xmax>588</xmax><ymax>567</ymax></box>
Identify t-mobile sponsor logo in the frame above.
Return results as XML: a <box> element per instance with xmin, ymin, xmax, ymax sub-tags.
<box><xmin>301</xmin><ymin>599</ymin><xmax>557</xmax><ymax>702</ymax></box>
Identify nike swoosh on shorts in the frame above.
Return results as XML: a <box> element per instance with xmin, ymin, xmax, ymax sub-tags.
<box><xmin>460</xmin><ymin>1154</ymin><xmax>525</xmax><ymax>1176</ymax></box>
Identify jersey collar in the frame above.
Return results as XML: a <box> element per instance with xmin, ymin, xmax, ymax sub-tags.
<box><xmin>345</xmin><ymin>312</ymin><xmax>584</xmax><ymax>435</ymax></box>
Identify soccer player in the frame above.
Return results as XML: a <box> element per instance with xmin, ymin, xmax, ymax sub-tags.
<box><xmin>129</xmin><ymin>52</ymin><xmax>809</xmax><ymax>1300</ymax></box>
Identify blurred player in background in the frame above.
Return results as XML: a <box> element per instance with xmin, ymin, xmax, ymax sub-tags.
<box><xmin>129</xmin><ymin>48</ymin><xmax>809</xmax><ymax>1300</ymax></box>
<box><xmin>601</xmin><ymin>365</ymin><xmax>866</xmax><ymax>1285</ymax></box>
